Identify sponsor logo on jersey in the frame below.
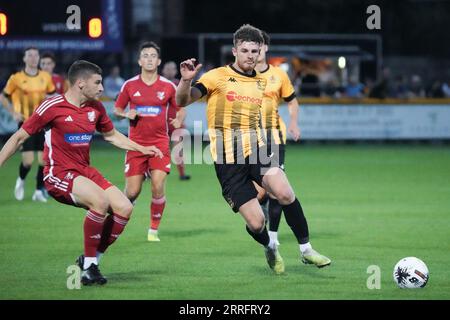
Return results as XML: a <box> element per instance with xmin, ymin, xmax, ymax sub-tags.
<box><xmin>135</xmin><ymin>105</ymin><xmax>162</xmax><ymax>117</ymax></box>
<box><xmin>133</xmin><ymin>91</ymin><xmax>142</xmax><ymax>97</ymax></box>
<box><xmin>64</xmin><ymin>133</ymin><xmax>93</xmax><ymax>146</ymax></box>
<box><xmin>225</xmin><ymin>91</ymin><xmax>262</xmax><ymax>105</ymax></box>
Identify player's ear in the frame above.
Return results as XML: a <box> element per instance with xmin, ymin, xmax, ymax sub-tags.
<box><xmin>157</xmin><ymin>59</ymin><xmax>161</xmax><ymax>67</ymax></box>
<box><xmin>232</xmin><ymin>47</ymin><xmax>237</xmax><ymax>58</ymax></box>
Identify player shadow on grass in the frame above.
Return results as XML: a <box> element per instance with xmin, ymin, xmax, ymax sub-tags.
<box><xmin>160</xmin><ymin>228</ymin><xmax>229</xmax><ymax>238</ymax></box>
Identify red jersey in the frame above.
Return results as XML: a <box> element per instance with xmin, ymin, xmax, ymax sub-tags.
<box><xmin>52</xmin><ymin>74</ymin><xmax>66</xmax><ymax>94</ymax></box>
<box><xmin>21</xmin><ymin>95</ymin><xmax>114</xmax><ymax>175</ymax></box>
<box><xmin>115</xmin><ymin>75</ymin><xmax>178</xmax><ymax>153</ymax></box>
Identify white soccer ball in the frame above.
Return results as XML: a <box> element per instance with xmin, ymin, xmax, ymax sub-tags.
<box><xmin>393</xmin><ymin>257</ymin><xmax>429</xmax><ymax>289</ymax></box>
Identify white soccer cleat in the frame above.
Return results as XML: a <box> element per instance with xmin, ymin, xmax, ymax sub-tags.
<box><xmin>32</xmin><ymin>189</ymin><xmax>48</xmax><ymax>203</ymax></box>
<box><xmin>14</xmin><ymin>177</ymin><xmax>25</xmax><ymax>201</ymax></box>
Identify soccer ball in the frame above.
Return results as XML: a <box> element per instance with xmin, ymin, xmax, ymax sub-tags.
<box><xmin>393</xmin><ymin>257</ymin><xmax>429</xmax><ymax>289</ymax></box>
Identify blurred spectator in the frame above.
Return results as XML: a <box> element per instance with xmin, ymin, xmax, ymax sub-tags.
<box><xmin>392</xmin><ymin>75</ymin><xmax>409</xmax><ymax>98</ymax></box>
<box><xmin>428</xmin><ymin>80</ymin><xmax>445</xmax><ymax>98</ymax></box>
<box><xmin>442</xmin><ymin>81</ymin><xmax>450</xmax><ymax>98</ymax></box>
<box><xmin>161</xmin><ymin>61</ymin><xmax>179</xmax><ymax>85</ymax></box>
<box><xmin>407</xmin><ymin>75</ymin><xmax>426</xmax><ymax>98</ymax></box>
<box><xmin>103</xmin><ymin>65</ymin><xmax>125</xmax><ymax>100</ymax></box>
<box><xmin>369</xmin><ymin>67</ymin><xmax>395</xmax><ymax>99</ymax></box>
<box><xmin>344</xmin><ymin>75</ymin><xmax>365</xmax><ymax>98</ymax></box>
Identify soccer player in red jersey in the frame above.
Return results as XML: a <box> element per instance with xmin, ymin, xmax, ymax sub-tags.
<box><xmin>114</xmin><ymin>42</ymin><xmax>178</xmax><ymax>242</ymax></box>
<box><xmin>0</xmin><ymin>60</ymin><xmax>163</xmax><ymax>285</ymax></box>
<box><xmin>162</xmin><ymin>61</ymin><xmax>191</xmax><ymax>181</ymax></box>
<box><xmin>40</xmin><ymin>52</ymin><xmax>67</xmax><ymax>95</ymax></box>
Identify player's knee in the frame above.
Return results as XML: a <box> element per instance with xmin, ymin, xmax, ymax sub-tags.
<box><xmin>247</xmin><ymin>217</ymin><xmax>265</xmax><ymax>233</ymax></box>
<box><xmin>151</xmin><ymin>184</ymin><xmax>164</xmax><ymax>198</ymax></box>
<box><xmin>116</xmin><ymin>200</ymin><xmax>133</xmax><ymax>218</ymax></box>
<box><xmin>276</xmin><ymin>188</ymin><xmax>295</xmax><ymax>205</ymax></box>
<box><xmin>22</xmin><ymin>160</ymin><xmax>33</xmax><ymax>167</ymax></box>
<box><xmin>126</xmin><ymin>187</ymin><xmax>141</xmax><ymax>202</ymax></box>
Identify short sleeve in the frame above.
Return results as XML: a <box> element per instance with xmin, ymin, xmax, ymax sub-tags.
<box><xmin>96</xmin><ymin>103</ymin><xmax>115</xmax><ymax>133</ymax></box>
<box><xmin>194</xmin><ymin>70</ymin><xmax>217</xmax><ymax>97</ymax></box>
<box><xmin>3</xmin><ymin>74</ymin><xmax>17</xmax><ymax>97</ymax></box>
<box><xmin>21</xmin><ymin>103</ymin><xmax>55</xmax><ymax>135</ymax></box>
<box><xmin>280</xmin><ymin>69</ymin><xmax>296</xmax><ymax>101</ymax></box>
<box><xmin>115</xmin><ymin>82</ymin><xmax>130</xmax><ymax>110</ymax></box>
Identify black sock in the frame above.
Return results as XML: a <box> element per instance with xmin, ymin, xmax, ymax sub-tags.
<box><xmin>19</xmin><ymin>163</ymin><xmax>31</xmax><ymax>180</ymax></box>
<box><xmin>282</xmin><ymin>198</ymin><xmax>309</xmax><ymax>244</ymax></box>
<box><xmin>36</xmin><ymin>165</ymin><xmax>45</xmax><ymax>190</ymax></box>
<box><xmin>245</xmin><ymin>225</ymin><xmax>270</xmax><ymax>247</ymax></box>
<box><xmin>269</xmin><ymin>198</ymin><xmax>283</xmax><ymax>232</ymax></box>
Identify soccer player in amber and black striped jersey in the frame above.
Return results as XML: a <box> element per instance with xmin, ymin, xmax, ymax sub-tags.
<box><xmin>176</xmin><ymin>24</ymin><xmax>331</xmax><ymax>274</ymax></box>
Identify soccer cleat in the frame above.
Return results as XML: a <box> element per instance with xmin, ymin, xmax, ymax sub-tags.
<box><xmin>301</xmin><ymin>248</ymin><xmax>331</xmax><ymax>268</ymax></box>
<box><xmin>75</xmin><ymin>254</ymin><xmax>84</xmax><ymax>270</ymax></box>
<box><xmin>264</xmin><ymin>245</ymin><xmax>285</xmax><ymax>275</ymax></box>
<box><xmin>147</xmin><ymin>230</ymin><xmax>160</xmax><ymax>242</ymax></box>
<box><xmin>81</xmin><ymin>263</ymin><xmax>107</xmax><ymax>285</ymax></box>
<box><xmin>14</xmin><ymin>177</ymin><xmax>25</xmax><ymax>201</ymax></box>
<box><xmin>179</xmin><ymin>175</ymin><xmax>191</xmax><ymax>181</ymax></box>
<box><xmin>32</xmin><ymin>189</ymin><xmax>48</xmax><ymax>203</ymax></box>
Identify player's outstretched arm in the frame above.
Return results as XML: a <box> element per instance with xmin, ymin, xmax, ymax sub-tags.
<box><xmin>0</xmin><ymin>128</ymin><xmax>30</xmax><ymax>167</ymax></box>
<box><xmin>102</xmin><ymin>128</ymin><xmax>163</xmax><ymax>158</ymax></box>
<box><xmin>176</xmin><ymin>58</ymin><xmax>203</xmax><ymax>107</ymax></box>
<box><xmin>113</xmin><ymin>107</ymin><xmax>139</xmax><ymax>120</ymax></box>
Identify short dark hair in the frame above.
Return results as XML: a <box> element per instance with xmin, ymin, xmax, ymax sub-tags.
<box><xmin>233</xmin><ymin>24</ymin><xmax>263</xmax><ymax>47</ymax></box>
<box><xmin>41</xmin><ymin>51</ymin><xmax>56</xmax><ymax>62</ymax></box>
<box><xmin>261</xmin><ymin>30</ymin><xmax>270</xmax><ymax>46</ymax></box>
<box><xmin>23</xmin><ymin>46</ymin><xmax>39</xmax><ymax>55</ymax></box>
<box><xmin>67</xmin><ymin>60</ymin><xmax>102</xmax><ymax>85</ymax></box>
<box><xmin>139</xmin><ymin>41</ymin><xmax>161</xmax><ymax>57</ymax></box>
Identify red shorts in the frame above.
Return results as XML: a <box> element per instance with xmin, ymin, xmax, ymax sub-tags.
<box><xmin>44</xmin><ymin>166</ymin><xmax>113</xmax><ymax>207</ymax></box>
<box><xmin>125</xmin><ymin>150</ymin><xmax>171</xmax><ymax>177</ymax></box>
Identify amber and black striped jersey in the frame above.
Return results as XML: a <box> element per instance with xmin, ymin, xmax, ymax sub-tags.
<box><xmin>3</xmin><ymin>70</ymin><xmax>55</xmax><ymax>120</ymax></box>
<box><xmin>259</xmin><ymin>65</ymin><xmax>296</xmax><ymax>145</ymax></box>
<box><xmin>194</xmin><ymin>65</ymin><xmax>267</xmax><ymax>164</ymax></box>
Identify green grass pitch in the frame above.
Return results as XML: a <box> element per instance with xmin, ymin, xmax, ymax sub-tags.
<box><xmin>1</xmin><ymin>141</ymin><xmax>449</xmax><ymax>299</ymax></box>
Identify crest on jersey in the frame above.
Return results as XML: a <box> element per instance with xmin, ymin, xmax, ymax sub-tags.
<box><xmin>87</xmin><ymin>111</ymin><xmax>96</xmax><ymax>122</ymax></box>
<box><xmin>157</xmin><ymin>91</ymin><xmax>165</xmax><ymax>100</ymax></box>
<box><xmin>270</xmin><ymin>75</ymin><xmax>277</xmax><ymax>84</ymax></box>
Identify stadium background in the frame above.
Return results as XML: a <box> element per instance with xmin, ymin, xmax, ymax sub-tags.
<box><xmin>0</xmin><ymin>0</ymin><xmax>449</xmax><ymax>300</ymax></box>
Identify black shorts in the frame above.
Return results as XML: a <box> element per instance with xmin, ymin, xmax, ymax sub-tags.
<box><xmin>214</xmin><ymin>145</ymin><xmax>282</xmax><ymax>213</ymax></box>
<box><xmin>18</xmin><ymin>122</ymin><xmax>45</xmax><ymax>152</ymax></box>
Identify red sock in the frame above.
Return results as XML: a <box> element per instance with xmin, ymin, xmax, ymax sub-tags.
<box><xmin>150</xmin><ymin>196</ymin><xmax>166</xmax><ymax>230</ymax></box>
<box><xmin>97</xmin><ymin>213</ymin><xmax>129</xmax><ymax>253</ymax></box>
<box><xmin>177</xmin><ymin>163</ymin><xmax>185</xmax><ymax>177</ymax></box>
<box><xmin>84</xmin><ymin>210</ymin><xmax>105</xmax><ymax>257</ymax></box>
<box><xmin>175</xmin><ymin>151</ymin><xmax>185</xmax><ymax>177</ymax></box>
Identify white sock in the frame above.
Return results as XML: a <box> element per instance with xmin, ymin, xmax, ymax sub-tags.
<box><xmin>83</xmin><ymin>257</ymin><xmax>98</xmax><ymax>270</ymax></box>
<box><xmin>96</xmin><ymin>252</ymin><xmax>103</xmax><ymax>263</ymax></box>
<box><xmin>148</xmin><ymin>228</ymin><xmax>158</xmax><ymax>235</ymax></box>
<box><xmin>299</xmin><ymin>242</ymin><xmax>312</xmax><ymax>254</ymax></box>
<box><xmin>269</xmin><ymin>231</ymin><xmax>278</xmax><ymax>243</ymax></box>
<box><xmin>268</xmin><ymin>238</ymin><xmax>277</xmax><ymax>250</ymax></box>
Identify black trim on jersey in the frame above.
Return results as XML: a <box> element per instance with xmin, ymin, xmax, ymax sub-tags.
<box><xmin>193</xmin><ymin>82</ymin><xmax>207</xmax><ymax>98</ymax></box>
<box><xmin>23</xmin><ymin>69</ymin><xmax>40</xmax><ymax>78</ymax></box>
<box><xmin>47</xmin><ymin>90</ymin><xmax>56</xmax><ymax>95</ymax></box>
<box><xmin>229</xmin><ymin>64</ymin><xmax>257</xmax><ymax>78</ymax></box>
<box><xmin>2</xmin><ymin>91</ymin><xmax>11</xmax><ymax>99</ymax></box>
<box><xmin>283</xmin><ymin>92</ymin><xmax>297</xmax><ymax>102</ymax></box>
<box><xmin>259</xmin><ymin>64</ymin><xmax>270</xmax><ymax>74</ymax></box>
